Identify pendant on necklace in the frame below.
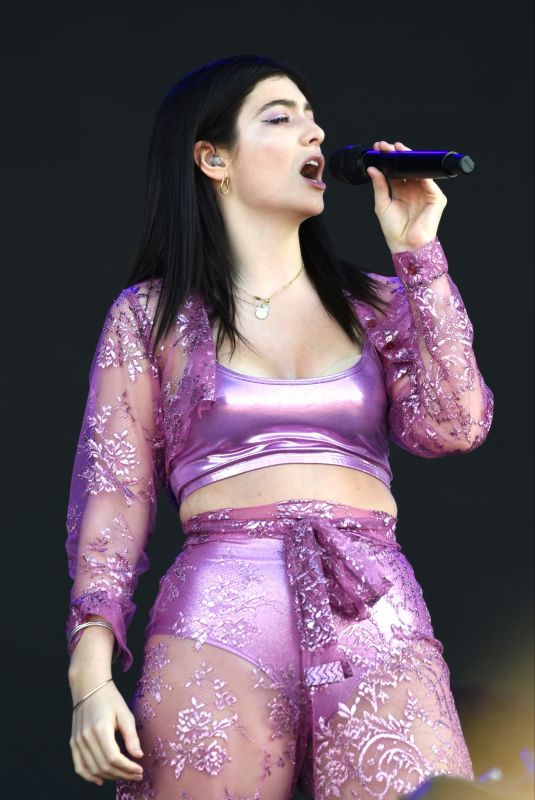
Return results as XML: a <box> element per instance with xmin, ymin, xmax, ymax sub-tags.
<box><xmin>255</xmin><ymin>301</ymin><xmax>270</xmax><ymax>319</ymax></box>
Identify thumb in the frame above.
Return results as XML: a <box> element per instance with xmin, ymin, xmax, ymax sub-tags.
<box><xmin>367</xmin><ymin>166</ymin><xmax>391</xmax><ymax>210</ymax></box>
<box><xmin>116</xmin><ymin>706</ymin><xmax>144</xmax><ymax>758</ymax></box>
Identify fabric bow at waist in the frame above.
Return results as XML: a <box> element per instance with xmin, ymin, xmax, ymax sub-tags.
<box><xmin>183</xmin><ymin>505</ymin><xmax>400</xmax><ymax>688</ymax></box>
<box><xmin>280</xmin><ymin>513</ymin><xmax>400</xmax><ymax>687</ymax></box>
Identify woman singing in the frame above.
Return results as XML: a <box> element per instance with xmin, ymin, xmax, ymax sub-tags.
<box><xmin>65</xmin><ymin>54</ymin><xmax>494</xmax><ymax>800</ymax></box>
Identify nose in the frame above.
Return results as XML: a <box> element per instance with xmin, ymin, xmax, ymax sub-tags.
<box><xmin>304</xmin><ymin>118</ymin><xmax>325</xmax><ymax>145</ymax></box>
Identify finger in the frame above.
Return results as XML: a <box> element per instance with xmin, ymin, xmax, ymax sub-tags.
<box><xmin>90</xmin><ymin>725</ymin><xmax>140</xmax><ymax>781</ymax></box>
<box><xmin>375</xmin><ymin>140</ymin><xmax>395</xmax><ymax>152</ymax></box>
<box><xmin>366</xmin><ymin>166</ymin><xmax>392</xmax><ymax>207</ymax></box>
<box><xmin>116</xmin><ymin>705</ymin><xmax>144</xmax><ymax>760</ymax></box>
<box><xmin>392</xmin><ymin>142</ymin><xmax>412</xmax><ymax>180</ymax></box>
<box><xmin>375</xmin><ymin>141</ymin><xmax>408</xmax><ymax>186</ymax></box>
<box><xmin>392</xmin><ymin>141</ymin><xmax>425</xmax><ymax>182</ymax></box>
<box><xmin>79</xmin><ymin>729</ymin><xmax>108</xmax><ymax>781</ymax></box>
<box><xmin>97</xmin><ymin>723</ymin><xmax>144</xmax><ymax>780</ymax></box>
<box><xmin>71</xmin><ymin>739</ymin><xmax>104</xmax><ymax>786</ymax></box>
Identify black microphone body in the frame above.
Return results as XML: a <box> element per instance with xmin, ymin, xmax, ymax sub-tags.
<box><xmin>329</xmin><ymin>144</ymin><xmax>475</xmax><ymax>185</ymax></box>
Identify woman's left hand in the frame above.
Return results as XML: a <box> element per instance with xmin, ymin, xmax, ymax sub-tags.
<box><xmin>367</xmin><ymin>140</ymin><xmax>448</xmax><ymax>253</ymax></box>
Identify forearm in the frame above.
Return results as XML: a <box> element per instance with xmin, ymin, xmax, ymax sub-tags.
<box><xmin>387</xmin><ymin>238</ymin><xmax>494</xmax><ymax>455</ymax></box>
<box><xmin>67</xmin><ymin>615</ymin><xmax>115</xmax><ymax>693</ymax></box>
<box><xmin>404</xmin><ymin>271</ymin><xmax>489</xmax><ymax>441</ymax></box>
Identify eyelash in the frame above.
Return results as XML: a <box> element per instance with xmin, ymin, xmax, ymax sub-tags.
<box><xmin>265</xmin><ymin>113</ymin><xmax>318</xmax><ymax>126</ymax></box>
<box><xmin>266</xmin><ymin>114</ymin><xmax>291</xmax><ymax>124</ymax></box>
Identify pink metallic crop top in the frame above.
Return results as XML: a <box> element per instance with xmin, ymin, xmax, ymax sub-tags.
<box><xmin>170</xmin><ymin>331</ymin><xmax>393</xmax><ymax>504</ymax></box>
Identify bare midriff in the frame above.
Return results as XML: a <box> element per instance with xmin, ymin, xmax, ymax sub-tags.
<box><xmin>178</xmin><ymin>289</ymin><xmax>399</xmax><ymax>526</ymax></box>
<box><xmin>178</xmin><ymin>463</ymin><xmax>398</xmax><ymax>525</ymax></box>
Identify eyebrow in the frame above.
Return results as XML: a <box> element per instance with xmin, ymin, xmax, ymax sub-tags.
<box><xmin>254</xmin><ymin>98</ymin><xmax>314</xmax><ymax>117</ymax></box>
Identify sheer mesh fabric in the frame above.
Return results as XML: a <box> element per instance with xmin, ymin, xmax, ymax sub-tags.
<box><xmin>355</xmin><ymin>237</ymin><xmax>493</xmax><ymax>458</ymax></box>
<box><xmin>65</xmin><ymin>285</ymin><xmax>166</xmax><ymax>669</ymax></box>
<box><xmin>114</xmin><ymin>500</ymin><xmax>474</xmax><ymax>799</ymax></box>
<box><xmin>64</xmin><ymin>238</ymin><xmax>493</xmax><ymax>797</ymax></box>
<box><xmin>117</xmin><ymin>637</ymin><xmax>300</xmax><ymax>799</ymax></box>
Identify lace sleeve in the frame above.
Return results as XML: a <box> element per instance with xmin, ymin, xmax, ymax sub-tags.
<box><xmin>65</xmin><ymin>284</ymin><xmax>164</xmax><ymax>671</ymax></box>
<box><xmin>367</xmin><ymin>237</ymin><xmax>494</xmax><ymax>458</ymax></box>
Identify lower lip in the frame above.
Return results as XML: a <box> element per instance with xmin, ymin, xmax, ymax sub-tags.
<box><xmin>301</xmin><ymin>175</ymin><xmax>326</xmax><ymax>190</ymax></box>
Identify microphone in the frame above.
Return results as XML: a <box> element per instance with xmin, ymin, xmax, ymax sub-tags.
<box><xmin>328</xmin><ymin>144</ymin><xmax>475</xmax><ymax>185</ymax></box>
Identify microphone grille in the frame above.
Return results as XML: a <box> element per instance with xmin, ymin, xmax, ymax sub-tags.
<box><xmin>328</xmin><ymin>144</ymin><xmax>370</xmax><ymax>185</ymax></box>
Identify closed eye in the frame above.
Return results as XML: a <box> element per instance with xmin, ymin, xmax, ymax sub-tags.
<box><xmin>265</xmin><ymin>114</ymin><xmax>291</xmax><ymax>124</ymax></box>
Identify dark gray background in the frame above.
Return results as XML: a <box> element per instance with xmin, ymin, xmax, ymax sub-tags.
<box><xmin>4</xmin><ymin>1</ymin><xmax>533</xmax><ymax>797</ymax></box>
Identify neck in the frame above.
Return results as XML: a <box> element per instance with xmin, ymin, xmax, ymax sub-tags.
<box><xmin>221</xmin><ymin>205</ymin><xmax>306</xmax><ymax>297</ymax></box>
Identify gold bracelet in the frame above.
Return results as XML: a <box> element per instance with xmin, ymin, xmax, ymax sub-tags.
<box><xmin>72</xmin><ymin>677</ymin><xmax>113</xmax><ymax>712</ymax></box>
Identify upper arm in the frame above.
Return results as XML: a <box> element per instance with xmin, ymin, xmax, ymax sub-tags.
<box><xmin>65</xmin><ymin>284</ymin><xmax>164</xmax><ymax>670</ymax></box>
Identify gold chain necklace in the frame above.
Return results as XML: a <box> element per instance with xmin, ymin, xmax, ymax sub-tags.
<box><xmin>235</xmin><ymin>261</ymin><xmax>304</xmax><ymax>319</ymax></box>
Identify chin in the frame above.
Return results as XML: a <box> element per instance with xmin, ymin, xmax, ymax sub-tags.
<box><xmin>299</xmin><ymin>200</ymin><xmax>325</xmax><ymax>220</ymax></box>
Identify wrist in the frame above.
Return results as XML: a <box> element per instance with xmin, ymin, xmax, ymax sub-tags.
<box><xmin>68</xmin><ymin>662</ymin><xmax>113</xmax><ymax>694</ymax></box>
<box><xmin>391</xmin><ymin>237</ymin><xmax>448</xmax><ymax>289</ymax></box>
<box><xmin>68</xmin><ymin>626</ymin><xmax>115</xmax><ymax>685</ymax></box>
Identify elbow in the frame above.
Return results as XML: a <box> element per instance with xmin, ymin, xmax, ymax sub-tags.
<box><xmin>460</xmin><ymin>384</ymin><xmax>494</xmax><ymax>454</ymax></box>
<box><xmin>441</xmin><ymin>405</ymin><xmax>494</xmax><ymax>456</ymax></box>
<box><xmin>456</xmin><ymin>417</ymin><xmax>494</xmax><ymax>455</ymax></box>
<box><xmin>389</xmin><ymin>428</ymin><xmax>450</xmax><ymax>459</ymax></box>
<box><xmin>388</xmin><ymin>384</ymin><xmax>494</xmax><ymax>459</ymax></box>
<box><xmin>448</xmin><ymin>436</ymin><xmax>489</xmax><ymax>456</ymax></box>
<box><xmin>389</xmin><ymin>419</ymin><xmax>492</xmax><ymax>459</ymax></box>
<box><xmin>429</xmin><ymin>383</ymin><xmax>495</xmax><ymax>457</ymax></box>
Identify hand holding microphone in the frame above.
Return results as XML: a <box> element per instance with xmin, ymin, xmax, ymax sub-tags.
<box><xmin>348</xmin><ymin>140</ymin><xmax>451</xmax><ymax>254</ymax></box>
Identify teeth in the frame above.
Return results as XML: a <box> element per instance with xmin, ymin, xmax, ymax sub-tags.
<box><xmin>300</xmin><ymin>158</ymin><xmax>322</xmax><ymax>180</ymax></box>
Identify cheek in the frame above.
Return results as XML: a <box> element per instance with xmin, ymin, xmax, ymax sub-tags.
<box><xmin>236</xmin><ymin>139</ymin><xmax>295</xmax><ymax>188</ymax></box>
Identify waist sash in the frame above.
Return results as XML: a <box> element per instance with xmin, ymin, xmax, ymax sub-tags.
<box><xmin>182</xmin><ymin>502</ymin><xmax>400</xmax><ymax>689</ymax></box>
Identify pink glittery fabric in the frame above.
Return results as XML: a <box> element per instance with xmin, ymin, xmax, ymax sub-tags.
<box><xmin>64</xmin><ymin>237</ymin><xmax>493</xmax><ymax>798</ymax></box>
<box><xmin>115</xmin><ymin>499</ymin><xmax>474</xmax><ymax>799</ymax></box>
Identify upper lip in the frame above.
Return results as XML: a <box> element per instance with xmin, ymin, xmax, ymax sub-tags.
<box><xmin>299</xmin><ymin>153</ymin><xmax>325</xmax><ymax>180</ymax></box>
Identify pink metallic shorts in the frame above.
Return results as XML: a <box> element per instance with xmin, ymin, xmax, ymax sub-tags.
<box><xmin>117</xmin><ymin>499</ymin><xmax>474</xmax><ymax>800</ymax></box>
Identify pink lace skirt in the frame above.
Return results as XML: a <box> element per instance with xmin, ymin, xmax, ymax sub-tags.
<box><xmin>116</xmin><ymin>498</ymin><xmax>474</xmax><ymax>800</ymax></box>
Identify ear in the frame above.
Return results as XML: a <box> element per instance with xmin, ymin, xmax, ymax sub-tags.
<box><xmin>193</xmin><ymin>140</ymin><xmax>226</xmax><ymax>178</ymax></box>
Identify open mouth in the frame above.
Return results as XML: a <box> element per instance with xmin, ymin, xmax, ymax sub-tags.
<box><xmin>299</xmin><ymin>155</ymin><xmax>326</xmax><ymax>187</ymax></box>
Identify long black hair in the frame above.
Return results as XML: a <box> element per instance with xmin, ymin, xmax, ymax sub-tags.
<box><xmin>126</xmin><ymin>54</ymin><xmax>388</xmax><ymax>358</ymax></box>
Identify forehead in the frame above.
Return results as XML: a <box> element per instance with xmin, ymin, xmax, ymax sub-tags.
<box><xmin>243</xmin><ymin>75</ymin><xmax>307</xmax><ymax>111</ymax></box>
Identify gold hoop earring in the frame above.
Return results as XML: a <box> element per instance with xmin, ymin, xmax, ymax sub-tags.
<box><xmin>220</xmin><ymin>176</ymin><xmax>230</xmax><ymax>195</ymax></box>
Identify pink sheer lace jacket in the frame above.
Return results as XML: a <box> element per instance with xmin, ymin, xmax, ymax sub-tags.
<box><xmin>65</xmin><ymin>237</ymin><xmax>494</xmax><ymax>671</ymax></box>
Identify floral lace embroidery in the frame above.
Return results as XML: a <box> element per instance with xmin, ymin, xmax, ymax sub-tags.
<box><xmin>65</xmin><ymin>284</ymin><xmax>164</xmax><ymax>669</ymax></box>
<box><xmin>95</xmin><ymin>290</ymin><xmax>157</xmax><ymax>381</ymax></box>
<box><xmin>168</xmin><ymin>552</ymin><xmax>281</xmax><ymax>652</ymax></box>
<box><xmin>66</xmin><ymin>243</ymin><xmax>488</xmax><ymax>797</ymax></box>
<box><xmin>151</xmin><ymin>557</ymin><xmax>198</xmax><ymax>616</ymax></box>
<box><xmin>351</xmin><ymin>238</ymin><xmax>494</xmax><ymax>457</ymax></box>
<box><xmin>314</xmin><ymin>640</ymin><xmax>474</xmax><ymax>799</ymax></box>
<box><xmin>116</xmin><ymin>773</ymin><xmax>156</xmax><ymax>800</ymax></box>
<box><xmin>139</xmin><ymin>658</ymin><xmax>241</xmax><ymax>781</ymax></box>
<box><xmin>66</xmin><ymin>239</ymin><xmax>493</xmax><ymax>673</ymax></box>
<box><xmin>114</xmin><ymin>500</ymin><xmax>474</xmax><ymax>799</ymax></box>
<box><xmin>132</xmin><ymin>641</ymin><xmax>174</xmax><ymax>726</ymax></box>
